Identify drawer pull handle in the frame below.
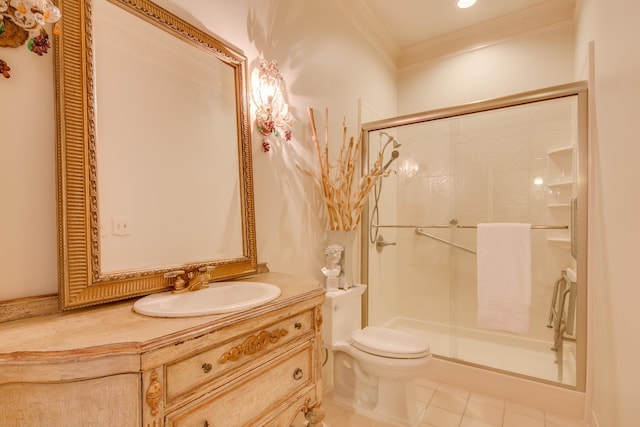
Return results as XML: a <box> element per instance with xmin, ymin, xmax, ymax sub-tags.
<box><xmin>202</xmin><ymin>363</ymin><xmax>212</xmax><ymax>373</ymax></box>
<box><xmin>295</xmin><ymin>322</ymin><xmax>302</xmax><ymax>329</ymax></box>
<box><xmin>293</xmin><ymin>368</ymin><xmax>304</xmax><ymax>380</ymax></box>
<box><xmin>219</xmin><ymin>328</ymin><xmax>289</xmax><ymax>364</ymax></box>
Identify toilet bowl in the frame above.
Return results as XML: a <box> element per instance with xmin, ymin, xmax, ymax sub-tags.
<box><xmin>322</xmin><ymin>285</ymin><xmax>431</xmax><ymax>426</ymax></box>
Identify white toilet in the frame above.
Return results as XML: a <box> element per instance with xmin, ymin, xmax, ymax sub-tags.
<box><xmin>322</xmin><ymin>285</ymin><xmax>431</xmax><ymax>426</ymax></box>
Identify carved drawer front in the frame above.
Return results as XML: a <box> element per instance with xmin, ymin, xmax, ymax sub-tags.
<box><xmin>165</xmin><ymin>310</ymin><xmax>313</xmax><ymax>403</ymax></box>
<box><xmin>259</xmin><ymin>387</ymin><xmax>318</xmax><ymax>427</ymax></box>
<box><xmin>166</xmin><ymin>343</ymin><xmax>313</xmax><ymax>427</ymax></box>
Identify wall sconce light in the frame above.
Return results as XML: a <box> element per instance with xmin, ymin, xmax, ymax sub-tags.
<box><xmin>253</xmin><ymin>58</ymin><xmax>292</xmax><ymax>152</ymax></box>
<box><xmin>0</xmin><ymin>0</ymin><xmax>61</xmax><ymax>78</ymax></box>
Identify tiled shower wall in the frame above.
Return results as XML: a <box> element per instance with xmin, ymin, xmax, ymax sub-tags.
<box><xmin>371</xmin><ymin>96</ymin><xmax>577</xmax><ymax>344</ymax></box>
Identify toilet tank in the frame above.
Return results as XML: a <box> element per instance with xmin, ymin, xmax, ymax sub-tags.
<box><xmin>322</xmin><ymin>284</ymin><xmax>367</xmax><ymax>348</ymax></box>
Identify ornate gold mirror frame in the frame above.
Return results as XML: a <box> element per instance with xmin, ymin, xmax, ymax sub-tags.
<box><xmin>54</xmin><ymin>0</ymin><xmax>257</xmax><ymax>309</ymax></box>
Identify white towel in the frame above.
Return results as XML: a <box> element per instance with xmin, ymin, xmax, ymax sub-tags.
<box><xmin>477</xmin><ymin>223</ymin><xmax>532</xmax><ymax>334</ymax></box>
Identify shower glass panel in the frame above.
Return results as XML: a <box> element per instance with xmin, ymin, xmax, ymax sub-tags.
<box><xmin>361</xmin><ymin>83</ymin><xmax>587</xmax><ymax>390</ymax></box>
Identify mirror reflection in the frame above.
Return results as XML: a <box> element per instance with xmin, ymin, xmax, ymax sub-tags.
<box><xmin>94</xmin><ymin>0</ymin><xmax>242</xmax><ymax>273</ymax></box>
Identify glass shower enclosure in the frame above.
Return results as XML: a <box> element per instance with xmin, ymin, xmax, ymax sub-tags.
<box><xmin>361</xmin><ymin>82</ymin><xmax>588</xmax><ymax>390</ymax></box>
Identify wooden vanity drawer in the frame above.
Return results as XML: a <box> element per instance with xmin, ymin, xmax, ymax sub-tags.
<box><xmin>165</xmin><ymin>342</ymin><xmax>313</xmax><ymax>426</ymax></box>
<box><xmin>165</xmin><ymin>310</ymin><xmax>313</xmax><ymax>403</ymax></box>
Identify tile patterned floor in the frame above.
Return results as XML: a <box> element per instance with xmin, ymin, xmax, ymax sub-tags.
<box><xmin>294</xmin><ymin>378</ymin><xmax>589</xmax><ymax>427</ymax></box>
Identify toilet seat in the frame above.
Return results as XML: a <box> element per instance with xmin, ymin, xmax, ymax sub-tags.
<box><xmin>350</xmin><ymin>326</ymin><xmax>430</xmax><ymax>359</ymax></box>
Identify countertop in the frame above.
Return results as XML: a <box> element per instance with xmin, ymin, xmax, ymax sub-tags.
<box><xmin>0</xmin><ymin>272</ymin><xmax>324</xmax><ymax>358</ymax></box>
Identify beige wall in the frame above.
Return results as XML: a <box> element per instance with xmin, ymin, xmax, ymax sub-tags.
<box><xmin>398</xmin><ymin>24</ymin><xmax>576</xmax><ymax>114</ymax></box>
<box><xmin>0</xmin><ymin>38</ymin><xmax>58</xmax><ymax>300</ymax></box>
<box><xmin>575</xmin><ymin>0</ymin><xmax>640</xmax><ymax>426</ymax></box>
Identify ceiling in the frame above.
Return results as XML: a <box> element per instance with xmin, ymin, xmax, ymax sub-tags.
<box><xmin>335</xmin><ymin>0</ymin><xmax>578</xmax><ymax>68</ymax></box>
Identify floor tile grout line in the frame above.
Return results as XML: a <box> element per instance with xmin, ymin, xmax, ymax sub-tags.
<box><xmin>318</xmin><ymin>379</ymin><xmax>587</xmax><ymax>427</ymax></box>
<box><xmin>458</xmin><ymin>394</ymin><xmax>470</xmax><ymax>427</ymax></box>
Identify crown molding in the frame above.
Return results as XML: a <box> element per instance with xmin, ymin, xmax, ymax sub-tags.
<box><xmin>398</xmin><ymin>0</ymin><xmax>576</xmax><ymax>69</ymax></box>
<box><xmin>334</xmin><ymin>0</ymin><xmax>576</xmax><ymax>71</ymax></box>
<box><xmin>332</xmin><ymin>0</ymin><xmax>399</xmax><ymax>69</ymax></box>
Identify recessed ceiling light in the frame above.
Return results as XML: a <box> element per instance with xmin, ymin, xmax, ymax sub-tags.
<box><xmin>457</xmin><ymin>0</ymin><xmax>477</xmax><ymax>8</ymax></box>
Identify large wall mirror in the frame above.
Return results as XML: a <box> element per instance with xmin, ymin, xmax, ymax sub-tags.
<box><xmin>54</xmin><ymin>0</ymin><xmax>257</xmax><ymax>309</ymax></box>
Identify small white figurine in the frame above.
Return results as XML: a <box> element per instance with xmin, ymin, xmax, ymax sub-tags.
<box><xmin>321</xmin><ymin>244</ymin><xmax>344</xmax><ymax>291</ymax></box>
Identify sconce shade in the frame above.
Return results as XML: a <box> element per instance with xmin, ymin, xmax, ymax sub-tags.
<box><xmin>253</xmin><ymin>58</ymin><xmax>292</xmax><ymax>151</ymax></box>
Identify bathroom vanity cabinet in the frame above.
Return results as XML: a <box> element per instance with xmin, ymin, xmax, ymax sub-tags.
<box><xmin>0</xmin><ymin>273</ymin><xmax>325</xmax><ymax>427</ymax></box>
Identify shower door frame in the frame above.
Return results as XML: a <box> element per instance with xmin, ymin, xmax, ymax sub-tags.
<box><xmin>360</xmin><ymin>81</ymin><xmax>588</xmax><ymax>391</ymax></box>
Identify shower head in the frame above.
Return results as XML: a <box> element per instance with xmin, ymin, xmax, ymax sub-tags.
<box><xmin>380</xmin><ymin>131</ymin><xmax>402</xmax><ymax>151</ymax></box>
<box><xmin>382</xmin><ymin>149</ymin><xmax>400</xmax><ymax>170</ymax></box>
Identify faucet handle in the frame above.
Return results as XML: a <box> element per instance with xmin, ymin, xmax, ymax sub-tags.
<box><xmin>164</xmin><ymin>270</ymin><xmax>186</xmax><ymax>291</ymax></box>
<box><xmin>197</xmin><ymin>266</ymin><xmax>216</xmax><ymax>287</ymax></box>
<box><xmin>164</xmin><ymin>270</ymin><xmax>185</xmax><ymax>278</ymax></box>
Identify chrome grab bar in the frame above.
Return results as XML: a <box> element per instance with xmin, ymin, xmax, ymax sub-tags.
<box><xmin>414</xmin><ymin>229</ymin><xmax>476</xmax><ymax>254</ymax></box>
<box><xmin>547</xmin><ymin>268</ymin><xmax>577</xmax><ymax>382</ymax></box>
<box><xmin>373</xmin><ymin>219</ymin><xmax>567</xmax><ymax>255</ymax></box>
<box><xmin>548</xmin><ymin>269</ymin><xmax>577</xmax><ymax>335</ymax></box>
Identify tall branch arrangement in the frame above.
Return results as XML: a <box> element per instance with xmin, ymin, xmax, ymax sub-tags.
<box><xmin>299</xmin><ymin>107</ymin><xmax>389</xmax><ymax>231</ymax></box>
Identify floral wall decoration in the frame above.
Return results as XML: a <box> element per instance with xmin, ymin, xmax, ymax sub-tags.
<box><xmin>253</xmin><ymin>58</ymin><xmax>292</xmax><ymax>152</ymax></box>
<box><xmin>0</xmin><ymin>0</ymin><xmax>61</xmax><ymax>78</ymax></box>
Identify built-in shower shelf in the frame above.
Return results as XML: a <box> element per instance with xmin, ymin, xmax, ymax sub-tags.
<box><xmin>548</xmin><ymin>238</ymin><xmax>571</xmax><ymax>247</ymax></box>
<box><xmin>547</xmin><ymin>180</ymin><xmax>573</xmax><ymax>188</ymax></box>
<box><xmin>547</xmin><ymin>203</ymin><xmax>571</xmax><ymax>208</ymax></box>
<box><xmin>547</xmin><ymin>146</ymin><xmax>574</xmax><ymax>156</ymax></box>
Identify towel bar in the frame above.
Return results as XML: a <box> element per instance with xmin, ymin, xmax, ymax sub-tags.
<box><xmin>372</xmin><ymin>223</ymin><xmax>568</xmax><ymax>230</ymax></box>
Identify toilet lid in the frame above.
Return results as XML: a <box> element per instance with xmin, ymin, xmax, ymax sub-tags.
<box><xmin>351</xmin><ymin>327</ymin><xmax>431</xmax><ymax>359</ymax></box>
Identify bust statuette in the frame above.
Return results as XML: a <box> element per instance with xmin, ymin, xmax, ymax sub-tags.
<box><xmin>321</xmin><ymin>243</ymin><xmax>344</xmax><ymax>291</ymax></box>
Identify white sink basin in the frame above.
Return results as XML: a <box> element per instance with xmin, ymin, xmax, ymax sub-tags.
<box><xmin>133</xmin><ymin>281</ymin><xmax>281</xmax><ymax>317</ymax></box>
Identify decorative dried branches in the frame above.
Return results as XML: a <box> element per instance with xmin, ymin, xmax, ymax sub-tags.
<box><xmin>299</xmin><ymin>107</ymin><xmax>389</xmax><ymax>231</ymax></box>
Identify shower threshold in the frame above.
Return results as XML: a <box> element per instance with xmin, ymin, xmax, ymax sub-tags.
<box><xmin>383</xmin><ymin>316</ymin><xmax>576</xmax><ymax>386</ymax></box>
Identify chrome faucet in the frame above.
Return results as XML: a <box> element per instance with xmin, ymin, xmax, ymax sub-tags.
<box><xmin>164</xmin><ymin>266</ymin><xmax>216</xmax><ymax>293</ymax></box>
